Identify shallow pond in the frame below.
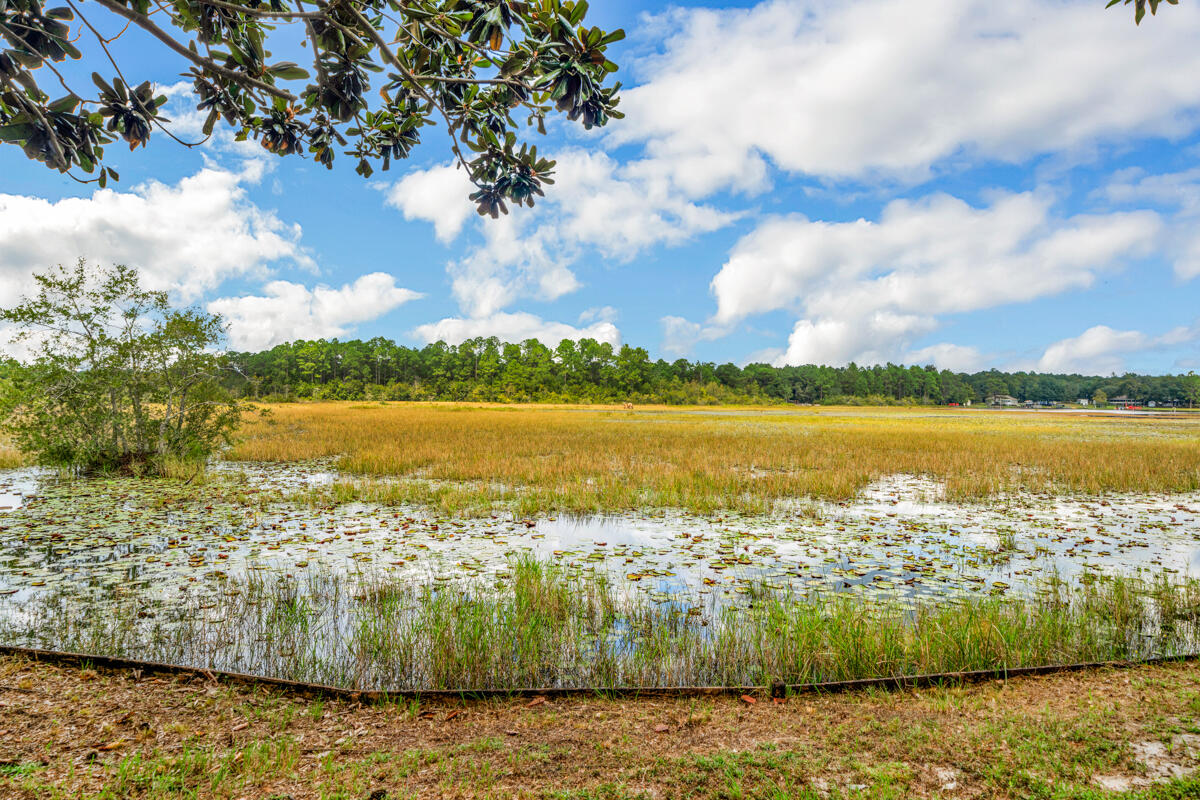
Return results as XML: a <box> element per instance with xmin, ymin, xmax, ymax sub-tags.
<box><xmin>0</xmin><ymin>462</ymin><xmax>1197</xmax><ymax>613</ymax></box>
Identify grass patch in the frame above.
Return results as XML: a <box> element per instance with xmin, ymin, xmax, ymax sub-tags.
<box><xmin>226</xmin><ymin>403</ymin><xmax>1200</xmax><ymax>515</ymax></box>
<box><xmin>6</xmin><ymin>556</ymin><xmax>1198</xmax><ymax>691</ymax></box>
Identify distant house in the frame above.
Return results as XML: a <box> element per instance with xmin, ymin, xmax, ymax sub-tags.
<box><xmin>1111</xmin><ymin>395</ymin><xmax>1141</xmax><ymax>409</ymax></box>
<box><xmin>987</xmin><ymin>394</ymin><xmax>1019</xmax><ymax>407</ymax></box>
<box><xmin>1076</xmin><ymin>398</ymin><xmax>1089</xmax><ymax>406</ymax></box>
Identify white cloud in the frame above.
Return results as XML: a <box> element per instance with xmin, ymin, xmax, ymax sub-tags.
<box><xmin>720</xmin><ymin>194</ymin><xmax>1160</xmax><ymax>323</ymax></box>
<box><xmin>1037</xmin><ymin>326</ymin><xmax>1152</xmax><ymax>375</ymax></box>
<box><xmin>707</xmin><ymin>191</ymin><xmax>1161</xmax><ymax>366</ymax></box>
<box><xmin>615</xmin><ymin>0</ymin><xmax>1200</xmax><ymax>191</ymax></box>
<box><xmin>1103</xmin><ymin>167</ymin><xmax>1200</xmax><ymax>208</ymax></box>
<box><xmin>387</xmin><ymin>149</ymin><xmax>736</xmax><ymax>317</ymax></box>
<box><xmin>0</xmin><ymin>162</ymin><xmax>311</xmax><ymax>306</ymax></box>
<box><xmin>904</xmin><ymin>343</ymin><xmax>986</xmax><ymax>372</ymax></box>
<box><xmin>547</xmin><ymin>150</ymin><xmax>737</xmax><ymax>256</ymax></box>
<box><xmin>411</xmin><ymin>312</ymin><xmax>621</xmax><ymax>348</ymax></box>
<box><xmin>1036</xmin><ymin>322</ymin><xmax>1200</xmax><ymax>374</ymax></box>
<box><xmin>447</xmin><ymin>213</ymin><xmax>583</xmax><ymax>318</ymax></box>
<box><xmin>1101</xmin><ymin>167</ymin><xmax>1200</xmax><ymax>280</ymax></box>
<box><xmin>157</xmin><ymin>82</ymin><xmax>265</xmax><ymax>158</ymax></box>
<box><xmin>777</xmin><ymin>313</ymin><xmax>938</xmax><ymax>367</ymax></box>
<box><xmin>383</xmin><ymin>163</ymin><xmax>476</xmax><ymax>243</ymax></box>
<box><xmin>383</xmin><ymin>0</ymin><xmax>1200</xmax><ymax>341</ymax></box>
<box><xmin>578</xmin><ymin>306</ymin><xmax>619</xmax><ymax>325</ymax></box>
<box><xmin>209</xmin><ymin>273</ymin><xmax>421</xmax><ymax>351</ymax></box>
<box><xmin>659</xmin><ymin>316</ymin><xmax>730</xmax><ymax>357</ymax></box>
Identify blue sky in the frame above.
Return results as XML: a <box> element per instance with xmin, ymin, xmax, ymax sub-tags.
<box><xmin>3</xmin><ymin>0</ymin><xmax>1200</xmax><ymax>374</ymax></box>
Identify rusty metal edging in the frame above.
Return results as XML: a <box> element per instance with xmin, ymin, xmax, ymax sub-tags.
<box><xmin>1</xmin><ymin>643</ymin><xmax>1197</xmax><ymax>702</ymax></box>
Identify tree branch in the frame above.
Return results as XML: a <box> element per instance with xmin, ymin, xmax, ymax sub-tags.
<box><xmin>0</xmin><ymin>77</ymin><xmax>69</xmax><ymax>169</ymax></box>
<box><xmin>90</xmin><ymin>0</ymin><xmax>297</xmax><ymax>102</ymax></box>
<box><xmin>334</xmin><ymin>3</ymin><xmax>478</xmax><ymax>182</ymax></box>
<box><xmin>67</xmin><ymin>0</ymin><xmax>209</xmax><ymax>147</ymax></box>
<box><xmin>189</xmin><ymin>0</ymin><xmax>323</xmax><ymax>19</ymax></box>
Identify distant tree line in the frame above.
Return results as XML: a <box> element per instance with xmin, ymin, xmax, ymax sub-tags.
<box><xmin>219</xmin><ymin>337</ymin><xmax>1200</xmax><ymax>407</ymax></box>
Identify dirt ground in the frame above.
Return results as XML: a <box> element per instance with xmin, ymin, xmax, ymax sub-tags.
<box><xmin>2</xmin><ymin>656</ymin><xmax>1200</xmax><ymax>799</ymax></box>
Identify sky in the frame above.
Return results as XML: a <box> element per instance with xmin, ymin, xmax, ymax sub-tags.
<box><xmin>2</xmin><ymin>0</ymin><xmax>1200</xmax><ymax>375</ymax></box>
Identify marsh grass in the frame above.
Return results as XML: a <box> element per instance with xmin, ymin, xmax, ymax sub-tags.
<box><xmin>5</xmin><ymin>557</ymin><xmax>1197</xmax><ymax>691</ymax></box>
<box><xmin>0</xmin><ymin>437</ymin><xmax>27</xmax><ymax>469</ymax></box>
<box><xmin>226</xmin><ymin>403</ymin><xmax>1200</xmax><ymax>515</ymax></box>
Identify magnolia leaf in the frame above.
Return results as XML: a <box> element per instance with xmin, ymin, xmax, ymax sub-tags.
<box><xmin>268</xmin><ymin>63</ymin><xmax>310</xmax><ymax>80</ymax></box>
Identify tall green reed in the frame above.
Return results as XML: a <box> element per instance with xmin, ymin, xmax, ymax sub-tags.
<box><xmin>2</xmin><ymin>558</ymin><xmax>1195</xmax><ymax>691</ymax></box>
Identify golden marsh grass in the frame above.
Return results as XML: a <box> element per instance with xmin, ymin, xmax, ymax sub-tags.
<box><xmin>0</xmin><ymin>437</ymin><xmax>26</xmax><ymax>469</ymax></box>
<box><xmin>227</xmin><ymin>402</ymin><xmax>1200</xmax><ymax>515</ymax></box>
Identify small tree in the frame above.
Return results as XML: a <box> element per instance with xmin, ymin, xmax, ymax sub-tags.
<box><xmin>1092</xmin><ymin>389</ymin><xmax>1107</xmax><ymax>407</ymax></box>
<box><xmin>0</xmin><ymin>259</ymin><xmax>244</xmax><ymax>474</ymax></box>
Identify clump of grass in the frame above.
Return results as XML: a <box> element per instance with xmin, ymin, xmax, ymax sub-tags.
<box><xmin>4</xmin><ymin>559</ymin><xmax>1196</xmax><ymax>691</ymax></box>
<box><xmin>225</xmin><ymin>403</ymin><xmax>1200</xmax><ymax>516</ymax></box>
<box><xmin>153</xmin><ymin>453</ymin><xmax>209</xmax><ymax>483</ymax></box>
<box><xmin>0</xmin><ymin>436</ymin><xmax>28</xmax><ymax>469</ymax></box>
<box><xmin>980</xmin><ymin>526</ymin><xmax>1020</xmax><ymax>565</ymax></box>
<box><xmin>291</xmin><ymin>476</ymin><xmax>514</xmax><ymax>517</ymax></box>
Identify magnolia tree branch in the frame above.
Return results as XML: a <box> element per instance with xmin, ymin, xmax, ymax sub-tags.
<box><xmin>326</xmin><ymin>3</ymin><xmax>478</xmax><ymax>179</ymax></box>
<box><xmin>89</xmin><ymin>0</ymin><xmax>297</xmax><ymax>101</ymax></box>
<box><xmin>2</xmin><ymin>0</ymin><xmax>623</xmax><ymax>210</ymax></box>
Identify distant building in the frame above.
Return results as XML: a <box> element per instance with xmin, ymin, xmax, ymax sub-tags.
<box><xmin>987</xmin><ymin>394</ymin><xmax>1019</xmax><ymax>407</ymax></box>
<box><xmin>1077</xmin><ymin>398</ymin><xmax>1089</xmax><ymax>406</ymax></box>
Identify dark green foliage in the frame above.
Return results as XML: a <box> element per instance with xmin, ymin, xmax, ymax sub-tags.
<box><xmin>0</xmin><ymin>0</ymin><xmax>622</xmax><ymax>213</ymax></box>
<box><xmin>0</xmin><ymin>260</ymin><xmax>247</xmax><ymax>473</ymax></box>
<box><xmin>222</xmin><ymin>335</ymin><xmax>1200</xmax><ymax>407</ymax></box>
<box><xmin>1107</xmin><ymin>0</ymin><xmax>1179</xmax><ymax>25</ymax></box>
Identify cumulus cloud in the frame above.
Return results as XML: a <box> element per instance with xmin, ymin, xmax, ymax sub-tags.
<box><xmin>1037</xmin><ymin>326</ymin><xmax>1149</xmax><ymax>375</ymax></box>
<box><xmin>387</xmin><ymin>149</ymin><xmax>736</xmax><ymax>317</ymax></box>
<box><xmin>380</xmin><ymin>0</ymin><xmax>1200</xmax><ymax>361</ymax></box>
<box><xmin>706</xmin><ymin>191</ymin><xmax>1161</xmax><ymax>365</ymax></box>
<box><xmin>776</xmin><ymin>314</ymin><xmax>938</xmax><ymax>367</ymax></box>
<box><xmin>1036</xmin><ymin>321</ymin><xmax>1200</xmax><ymax>375</ymax></box>
<box><xmin>578</xmin><ymin>306</ymin><xmax>619</xmax><ymax>325</ymax></box>
<box><xmin>383</xmin><ymin>163</ymin><xmax>476</xmax><ymax>243</ymax></box>
<box><xmin>156</xmin><ymin>82</ymin><xmax>265</xmax><ymax>159</ymax></box>
<box><xmin>209</xmin><ymin>273</ymin><xmax>421</xmax><ymax>351</ymax></box>
<box><xmin>1103</xmin><ymin>167</ymin><xmax>1200</xmax><ymax>209</ymax></box>
<box><xmin>446</xmin><ymin>213</ymin><xmax>583</xmax><ymax>318</ymax></box>
<box><xmin>411</xmin><ymin>312</ymin><xmax>620</xmax><ymax>348</ymax></box>
<box><xmin>0</xmin><ymin>162</ymin><xmax>311</xmax><ymax>306</ymax></box>
<box><xmin>1102</xmin><ymin>167</ymin><xmax>1200</xmax><ymax>280</ymax></box>
<box><xmin>659</xmin><ymin>316</ymin><xmax>731</xmax><ymax>357</ymax></box>
<box><xmin>904</xmin><ymin>343</ymin><xmax>986</xmax><ymax>372</ymax></box>
<box><xmin>615</xmin><ymin>0</ymin><xmax>1200</xmax><ymax>190</ymax></box>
